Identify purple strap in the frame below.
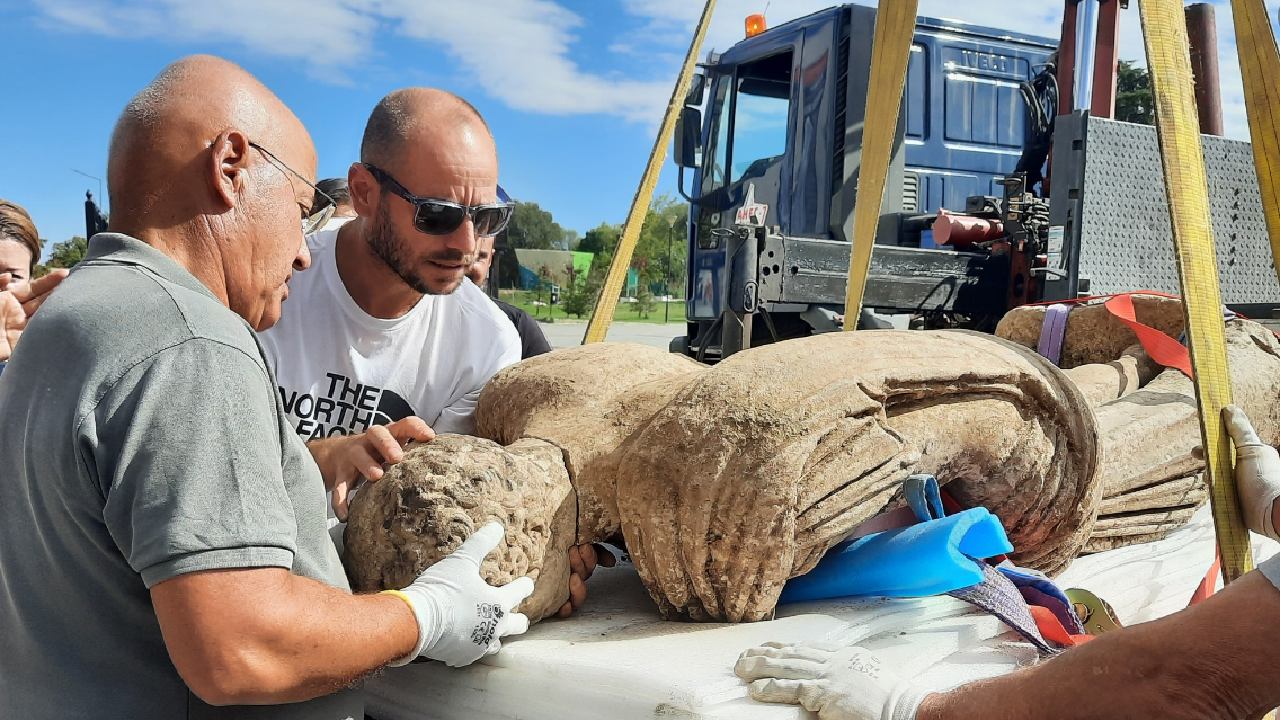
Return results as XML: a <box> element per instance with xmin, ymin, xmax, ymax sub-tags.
<box><xmin>948</xmin><ymin>561</ymin><xmax>1057</xmax><ymax>656</ymax></box>
<box><xmin>1019</xmin><ymin>586</ymin><xmax>1085</xmax><ymax>636</ymax></box>
<box><xmin>1036</xmin><ymin>304</ymin><xmax>1072</xmax><ymax>366</ymax></box>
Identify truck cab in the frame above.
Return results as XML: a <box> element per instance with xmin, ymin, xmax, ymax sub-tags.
<box><xmin>675</xmin><ymin>5</ymin><xmax>1057</xmax><ymax>358</ymax></box>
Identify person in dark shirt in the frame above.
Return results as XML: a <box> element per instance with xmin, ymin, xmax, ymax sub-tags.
<box><xmin>468</xmin><ymin>234</ymin><xmax>552</xmax><ymax>358</ymax></box>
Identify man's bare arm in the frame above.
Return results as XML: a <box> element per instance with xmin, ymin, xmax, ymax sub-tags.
<box><xmin>306</xmin><ymin>416</ymin><xmax>435</xmax><ymax>520</ymax></box>
<box><xmin>151</xmin><ymin>567</ymin><xmax>416</xmax><ymax>705</ymax></box>
<box><xmin>919</xmin><ymin>570</ymin><xmax>1280</xmax><ymax>720</ymax></box>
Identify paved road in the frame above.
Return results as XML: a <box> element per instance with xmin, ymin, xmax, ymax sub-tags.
<box><xmin>539</xmin><ymin>320</ymin><xmax>686</xmax><ymax>350</ymax></box>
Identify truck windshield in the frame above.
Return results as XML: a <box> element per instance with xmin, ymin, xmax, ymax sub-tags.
<box><xmin>702</xmin><ymin>50</ymin><xmax>793</xmax><ymax>196</ymax></box>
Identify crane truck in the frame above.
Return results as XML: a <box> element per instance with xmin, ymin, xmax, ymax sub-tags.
<box><xmin>671</xmin><ymin>4</ymin><xmax>1280</xmax><ymax>360</ymax></box>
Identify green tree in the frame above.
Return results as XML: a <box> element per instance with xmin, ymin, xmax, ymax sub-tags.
<box><xmin>580</xmin><ymin>222</ymin><xmax>621</xmax><ymax>278</ymax></box>
<box><xmin>589</xmin><ymin>249</ymin><xmax>613</xmax><ymax>284</ymax></box>
<box><xmin>579</xmin><ymin>196</ymin><xmax>689</xmax><ymax>297</ymax></box>
<box><xmin>30</xmin><ymin>235</ymin><xmax>52</xmax><ymax>278</ymax></box>
<box><xmin>1115</xmin><ymin>60</ymin><xmax>1154</xmax><ymax>126</ymax></box>
<box><xmin>507</xmin><ymin>202</ymin><xmax>563</xmax><ymax>249</ymax></box>
<box><xmin>560</xmin><ymin>281</ymin><xmax>596</xmax><ymax>319</ymax></box>
<box><xmin>634</xmin><ymin>195</ymin><xmax>688</xmax><ymax>296</ymax></box>
<box><xmin>579</xmin><ymin>222</ymin><xmax>620</xmax><ymax>255</ymax></box>
<box><xmin>47</xmin><ymin>236</ymin><xmax>88</xmax><ymax>269</ymax></box>
<box><xmin>559</xmin><ymin>261</ymin><xmax>597</xmax><ymax>319</ymax></box>
<box><xmin>629</xmin><ymin>256</ymin><xmax>651</xmax><ymax>291</ymax></box>
<box><xmin>633</xmin><ymin>286</ymin><xmax>655</xmax><ymax>319</ymax></box>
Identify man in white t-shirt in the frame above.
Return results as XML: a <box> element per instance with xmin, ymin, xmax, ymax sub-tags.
<box><xmin>260</xmin><ymin>86</ymin><xmax>519</xmax><ymax>463</ymax></box>
<box><xmin>262</xmin><ymin>218</ymin><xmax>519</xmax><ymax>441</ymax></box>
<box><xmin>260</xmin><ymin>88</ymin><xmax>605</xmax><ymax>615</ymax></box>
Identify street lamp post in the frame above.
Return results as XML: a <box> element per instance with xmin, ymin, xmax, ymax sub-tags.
<box><xmin>665</xmin><ymin>217</ymin><xmax>676</xmax><ymax>323</ymax></box>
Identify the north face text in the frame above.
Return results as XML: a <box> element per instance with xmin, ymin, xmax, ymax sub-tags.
<box><xmin>279</xmin><ymin>372</ymin><xmax>415</xmax><ymax>440</ymax></box>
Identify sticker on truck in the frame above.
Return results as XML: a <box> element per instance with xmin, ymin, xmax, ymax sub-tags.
<box><xmin>736</xmin><ymin>183</ymin><xmax>768</xmax><ymax>227</ymax></box>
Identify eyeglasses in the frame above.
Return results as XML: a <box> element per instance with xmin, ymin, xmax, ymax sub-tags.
<box><xmin>248</xmin><ymin>141</ymin><xmax>336</xmax><ymax>235</ymax></box>
<box><xmin>363</xmin><ymin>164</ymin><xmax>514</xmax><ymax>238</ymax></box>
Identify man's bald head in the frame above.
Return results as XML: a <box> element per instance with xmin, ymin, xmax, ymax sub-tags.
<box><xmin>359</xmin><ymin>88</ymin><xmax>492</xmax><ymax>173</ymax></box>
<box><xmin>108</xmin><ymin>55</ymin><xmax>313</xmax><ymax>220</ymax></box>
<box><xmin>105</xmin><ymin>55</ymin><xmax>317</xmax><ymax>331</ymax></box>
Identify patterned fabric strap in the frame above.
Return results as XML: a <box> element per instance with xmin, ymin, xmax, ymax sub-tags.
<box><xmin>947</xmin><ymin>561</ymin><xmax>1057</xmax><ymax>656</ymax></box>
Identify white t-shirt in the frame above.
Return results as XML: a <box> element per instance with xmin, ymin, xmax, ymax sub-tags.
<box><xmin>259</xmin><ymin>221</ymin><xmax>521</xmax><ymax>440</ymax></box>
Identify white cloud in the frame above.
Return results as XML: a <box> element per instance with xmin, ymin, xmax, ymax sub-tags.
<box><xmin>374</xmin><ymin>0</ymin><xmax>670</xmax><ymax>121</ymax></box>
<box><xmin>29</xmin><ymin>0</ymin><xmax>1276</xmax><ymax>137</ymax></box>
<box><xmin>620</xmin><ymin>0</ymin><xmax>700</xmax><ymax>23</ymax></box>
<box><xmin>34</xmin><ymin>0</ymin><xmax>377</xmax><ymax>69</ymax></box>
<box><xmin>32</xmin><ymin>0</ymin><xmax>673</xmax><ymax>121</ymax></box>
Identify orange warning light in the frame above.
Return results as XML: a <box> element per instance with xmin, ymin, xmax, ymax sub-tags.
<box><xmin>746</xmin><ymin>14</ymin><xmax>767</xmax><ymax>38</ymax></box>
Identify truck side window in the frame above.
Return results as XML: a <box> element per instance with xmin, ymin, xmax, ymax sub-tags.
<box><xmin>730</xmin><ymin>51</ymin><xmax>793</xmax><ymax>183</ymax></box>
<box><xmin>703</xmin><ymin>78</ymin><xmax>733</xmax><ymax>195</ymax></box>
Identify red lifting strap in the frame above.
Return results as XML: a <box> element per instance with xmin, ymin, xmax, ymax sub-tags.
<box><xmin>1023</xmin><ymin>291</ymin><xmax>1194</xmax><ymax>377</ymax></box>
<box><xmin>1189</xmin><ymin>552</ymin><xmax>1222</xmax><ymax>606</ymax></box>
<box><xmin>1025</xmin><ymin>292</ymin><xmax>1241</xmax><ymax>606</ymax></box>
<box><xmin>1101</xmin><ymin>294</ymin><xmax>1194</xmax><ymax>378</ymax></box>
<box><xmin>1027</xmin><ymin>605</ymin><xmax>1095</xmax><ymax>648</ymax></box>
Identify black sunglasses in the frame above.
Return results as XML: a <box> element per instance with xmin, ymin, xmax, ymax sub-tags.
<box><xmin>363</xmin><ymin>164</ymin><xmax>513</xmax><ymax>238</ymax></box>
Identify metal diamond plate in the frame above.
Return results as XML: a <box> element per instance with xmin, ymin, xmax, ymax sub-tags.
<box><xmin>1077</xmin><ymin>117</ymin><xmax>1280</xmax><ymax>304</ymax></box>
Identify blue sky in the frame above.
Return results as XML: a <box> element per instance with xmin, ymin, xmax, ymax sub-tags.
<box><xmin>0</xmin><ymin>0</ymin><xmax>1270</xmax><ymax>259</ymax></box>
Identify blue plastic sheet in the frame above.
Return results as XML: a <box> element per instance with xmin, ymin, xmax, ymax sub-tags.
<box><xmin>780</xmin><ymin>475</ymin><xmax>1014</xmax><ymax>603</ymax></box>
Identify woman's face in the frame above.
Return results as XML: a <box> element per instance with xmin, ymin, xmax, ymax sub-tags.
<box><xmin>0</xmin><ymin>239</ymin><xmax>33</xmax><ymax>294</ymax></box>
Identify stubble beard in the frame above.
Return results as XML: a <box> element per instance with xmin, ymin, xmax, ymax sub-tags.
<box><xmin>367</xmin><ymin>201</ymin><xmax>469</xmax><ymax>296</ymax></box>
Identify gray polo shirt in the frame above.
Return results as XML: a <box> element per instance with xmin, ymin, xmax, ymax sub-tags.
<box><xmin>0</xmin><ymin>234</ymin><xmax>359</xmax><ymax>719</ymax></box>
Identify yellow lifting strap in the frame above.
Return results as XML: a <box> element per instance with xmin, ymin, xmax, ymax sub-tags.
<box><xmin>1231</xmin><ymin>0</ymin><xmax>1280</xmax><ymax>293</ymax></box>
<box><xmin>841</xmin><ymin>0</ymin><xmax>919</xmax><ymax>330</ymax></box>
<box><xmin>582</xmin><ymin>0</ymin><xmax>718</xmax><ymax>344</ymax></box>
<box><xmin>1139</xmin><ymin>0</ymin><xmax>1253</xmax><ymax>584</ymax></box>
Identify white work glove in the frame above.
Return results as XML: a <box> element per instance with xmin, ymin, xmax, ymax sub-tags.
<box><xmin>1224</xmin><ymin>405</ymin><xmax>1280</xmax><ymax>541</ymax></box>
<box><xmin>735</xmin><ymin>642</ymin><xmax>930</xmax><ymax>720</ymax></box>
<box><xmin>384</xmin><ymin>522</ymin><xmax>535</xmax><ymax>668</ymax></box>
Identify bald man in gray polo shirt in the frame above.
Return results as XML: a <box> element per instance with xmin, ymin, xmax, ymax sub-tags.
<box><xmin>0</xmin><ymin>56</ymin><xmax>532</xmax><ymax>719</ymax></box>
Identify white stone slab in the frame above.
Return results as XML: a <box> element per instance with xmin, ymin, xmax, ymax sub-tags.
<box><xmin>365</xmin><ymin>506</ymin><xmax>1278</xmax><ymax>719</ymax></box>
